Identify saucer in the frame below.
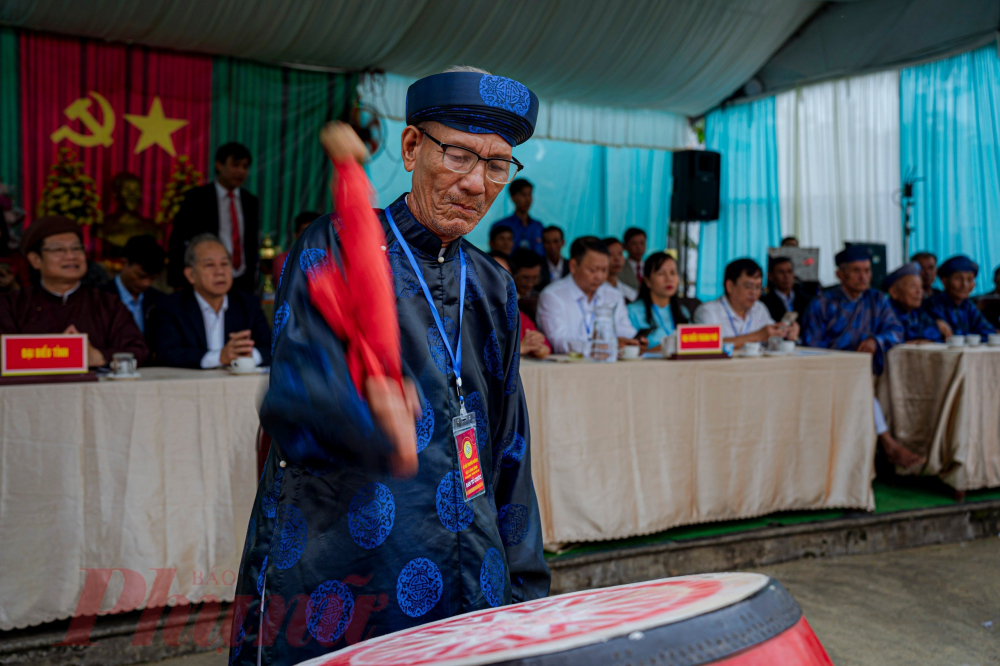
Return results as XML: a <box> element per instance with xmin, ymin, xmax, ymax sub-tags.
<box><xmin>106</xmin><ymin>372</ymin><xmax>141</xmax><ymax>380</ymax></box>
<box><xmin>228</xmin><ymin>367</ymin><xmax>260</xmax><ymax>375</ymax></box>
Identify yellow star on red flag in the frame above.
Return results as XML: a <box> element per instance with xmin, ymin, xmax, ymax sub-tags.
<box><xmin>124</xmin><ymin>96</ymin><xmax>188</xmax><ymax>156</ymax></box>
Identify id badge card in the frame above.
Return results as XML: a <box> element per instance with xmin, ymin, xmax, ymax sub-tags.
<box><xmin>452</xmin><ymin>410</ymin><xmax>485</xmax><ymax>501</ymax></box>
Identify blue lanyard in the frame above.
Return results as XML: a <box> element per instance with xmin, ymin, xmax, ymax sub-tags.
<box><xmin>651</xmin><ymin>304</ymin><xmax>674</xmax><ymax>335</ymax></box>
<box><xmin>576</xmin><ymin>299</ymin><xmax>594</xmax><ymax>337</ymax></box>
<box><xmin>723</xmin><ymin>299</ymin><xmax>751</xmax><ymax>337</ymax></box>
<box><xmin>384</xmin><ymin>207</ymin><xmax>467</xmax><ymax>402</ymax></box>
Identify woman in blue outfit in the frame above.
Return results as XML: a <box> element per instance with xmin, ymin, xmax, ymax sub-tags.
<box><xmin>627</xmin><ymin>252</ymin><xmax>691</xmax><ymax>352</ymax></box>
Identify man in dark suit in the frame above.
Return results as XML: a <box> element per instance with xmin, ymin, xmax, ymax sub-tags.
<box><xmin>761</xmin><ymin>255</ymin><xmax>815</xmax><ymax>323</ymax></box>
<box><xmin>102</xmin><ymin>235</ymin><xmax>166</xmax><ymax>338</ymax></box>
<box><xmin>151</xmin><ymin>233</ymin><xmax>271</xmax><ymax>369</ymax></box>
<box><xmin>536</xmin><ymin>225</ymin><xmax>570</xmax><ymax>292</ymax></box>
<box><xmin>168</xmin><ymin>142</ymin><xmax>260</xmax><ymax>294</ymax></box>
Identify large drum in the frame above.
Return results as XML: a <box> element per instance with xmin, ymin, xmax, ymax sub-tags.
<box><xmin>297</xmin><ymin>573</ymin><xmax>832</xmax><ymax>666</ymax></box>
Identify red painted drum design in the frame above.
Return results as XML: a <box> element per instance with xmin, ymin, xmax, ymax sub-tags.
<box><xmin>296</xmin><ymin>572</ymin><xmax>832</xmax><ymax>666</ymax></box>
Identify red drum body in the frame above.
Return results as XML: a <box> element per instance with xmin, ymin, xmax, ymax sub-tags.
<box><xmin>297</xmin><ymin>573</ymin><xmax>832</xmax><ymax>666</ymax></box>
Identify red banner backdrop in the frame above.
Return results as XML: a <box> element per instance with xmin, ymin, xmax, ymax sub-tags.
<box><xmin>19</xmin><ymin>31</ymin><xmax>211</xmax><ymax>255</ymax></box>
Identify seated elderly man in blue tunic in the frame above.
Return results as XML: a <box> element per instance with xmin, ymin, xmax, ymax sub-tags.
<box><xmin>923</xmin><ymin>255</ymin><xmax>996</xmax><ymax>342</ymax></box>
<box><xmin>803</xmin><ymin>246</ymin><xmax>923</xmax><ymax>469</ymax></box>
<box><xmin>883</xmin><ymin>262</ymin><xmax>948</xmax><ymax>343</ymax></box>
<box><xmin>229</xmin><ymin>67</ymin><xmax>550</xmax><ymax>666</ymax></box>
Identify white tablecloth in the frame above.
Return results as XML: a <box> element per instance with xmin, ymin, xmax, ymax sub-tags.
<box><xmin>0</xmin><ymin>367</ymin><xmax>264</xmax><ymax>630</ymax></box>
<box><xmin>878</xmin><ymin>345</ymin><xmax>1000</xmax><ymax>491</ymax></box>
<box><xmin>520</xmin><ymin>351</ymin><xmax>877</xmax><ymax>547</ymax></box>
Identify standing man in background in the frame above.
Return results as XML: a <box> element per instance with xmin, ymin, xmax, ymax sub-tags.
<box><xmin>490</xmin><ymin>178</ymin><xmax>544</xmax><ymax>256</ymax></box>
<box><xmin>537</xmin><ymin>225</ymin><xmax>569</xmax><ymax>291</ymax></box>
<box><xmin>617</xmin><ymin>227</ymin><xmax>647</xmax><ymax>291</ymax></box>
<box><xmin>168</xmin><ymin>142</ymin><xmax>260</xmax><ymax>294</ymax></box>
<box><xmin>911</xmin><ymin>251</ymin><xmax>940</xmax><ymax>301</ymax></box>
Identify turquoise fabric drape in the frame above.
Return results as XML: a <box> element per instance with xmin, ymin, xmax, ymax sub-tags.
<box><xmin>900</xmin><ymin>45</ymin><xmax>1000</xmax><ymax>295</ymax></box>
<box><xmin>697</xmin><ymin>98</ymin><xmax>781</xmax><ymax>300</ymax></box>
<box><xmin>367</xmin><ymin>119</ymin><xmax>674</xmax><ymax>252</ymax></box>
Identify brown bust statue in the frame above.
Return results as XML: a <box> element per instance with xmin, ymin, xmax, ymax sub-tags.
<box><xmin>100</xmin><ymin>172</ymin><xmax>160</xmax><ymax>258</ymax></box>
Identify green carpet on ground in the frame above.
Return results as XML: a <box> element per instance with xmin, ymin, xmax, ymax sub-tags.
<box><xmin>545</xmin><ymin>477</ymin><xmax>1000</xmax><ymax>561</ymax></box>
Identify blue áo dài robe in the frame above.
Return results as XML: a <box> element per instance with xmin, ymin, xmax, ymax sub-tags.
<box><xmin>228</xmin><ymin>194</ymin><xmax>550</xmax><ymax>665</ymax></box>
<box><xmin>923</xmin><ymin>291</ymin><xmax>996</xmax><ymax>341</ymax></box>
<box><xmin>890</xmin><ymin>298</ymin><xmax>943</xmax><ymax>343</ymax></box>
<box><xmin>802</xmin><ymin>287</ymin><xmax>903</xmax><ymax>375</ymax></box>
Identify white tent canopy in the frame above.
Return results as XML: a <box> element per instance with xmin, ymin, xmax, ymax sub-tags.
<box><xmin>2</xmin><ymin>0</ymin><xmax>820</xmax><ymax>116</ymax></box>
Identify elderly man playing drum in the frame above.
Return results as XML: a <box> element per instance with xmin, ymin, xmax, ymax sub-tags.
<box><xmin>228</xmin><ymin>68</ymin><xmax>549</xmax><ymax>665</ymax></box>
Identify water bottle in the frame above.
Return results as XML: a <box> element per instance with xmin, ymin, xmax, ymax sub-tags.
<box><xmin>590</xmin><ymin>305</ymin><xmax>618</xmax><ymax>363</ymax></box>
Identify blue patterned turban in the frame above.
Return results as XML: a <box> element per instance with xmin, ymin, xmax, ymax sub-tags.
<box><xmin>938</xmin><ymin>255</ymin><xmax>979</xmax><ymax>278</ymax></box>
<box><xmin>835</xmin><ymin>245</ymin><xmax>872</xmax><ymax>266</ymax></box>
<box><xmin>882</xmin><ymin>262</ymin><xmax>922</xmax><ymax>290</ymax></box>
<box><xmin>406</xmin><ymin>72</ymin><xmax>539</xmax><ymax>147</ymax></box>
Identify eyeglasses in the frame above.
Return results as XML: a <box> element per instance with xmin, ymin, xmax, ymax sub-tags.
<box><xmin>419</xmin><ymin>129</ymin><xmax>523</xmax><ymax>185</ymax></box>
<box><xmin>41</xmin><ymin>244</ymin><xmax>86</xmax><ymax>257</ymax></box>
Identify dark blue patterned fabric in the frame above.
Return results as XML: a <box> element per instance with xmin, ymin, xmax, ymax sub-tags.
<box><xmin>891</xmin><ymin>299</ymin><xmax>943</xmax><ymax>342</ymax></box>
<box><xmin>256</xmin><ymin>555</ymin><xmax>267</xmax><ymax>595</ymax></box>
<box><xmin>435</xmin><ymin>470</ymin><xmax>474</xmax><ymax>533</ymax></box>
<box><xmin>465</xmin><ymin>258</ymin><xmax>486</xmax><ymax>302</ymax></box>
<box><xmin>231</xmin><ymin>199</ymin><xmax>548</xmax><ymax>665</ymax></box>
<box><xmin>504</xmin><ymin>346</ymin><xmax>520</xmax><ymax>397</ymax></box>
<box><xmin>272</xmin><ymin>303</ymin><xmax>290</xmax><ymax>355</ymax></box>
<box><xmin>299</xmin><ymin>248</ymin><xmax>328</xmax><ymax>278</ymax></box>
<box><xmin>388</xmin><ymin>242</ymin><xmax>421</xmax><ymax>299</ymax></box>
<box><xmin>480</xmin><ymin>548</ymin><xmax>505</xmax><ymax>607</ymax></box>
<box><xmin>505</xmin><ymin>280</ymin><xmax>519</xmax><ymax>331</ymax></box>
<box><xmin>260</xmin><ymin>469</ymin><xmax>283</xmax><ymax>518</ymax></box>
<box><xmin>803</xmin><ymin>287</ymin><xmax>903</xmax><ymax>375</ymax></box>
<box><xmin>306</xmin><ymin>580</ymin><xmax>355</xmax><ymax>643</ymax></box>
<box><xmin>924</xmin><ymin>292</ymin><xmax>996</xmax><ymax>341</ymax></box>
<box><xmin>347</xmin><ymin>483</ymin><xmax>395</xmax><ymax>549</ymax></box>
<box><xmin>427</xmin><ymin>316</ymin><xmax>458</xmax><ymax>375</ymax></box>
<box><xmin>484</xmin><ymin>331</ymin><xmax>503</xmax><ymax>380</ymax></box>
<box><xmin>415</xmin><ymin>398</ymin><xmax>434</xmax><ymax>454</ymax></box>
<box><xmin>498</xmin><ymin>504</ymin><xmax>529</xmax><ymax>546</ymax></box>
<box><xmin>396</xmin><ymin>557</ymin><xmax>443</xmax><ymax>618</ymax></box>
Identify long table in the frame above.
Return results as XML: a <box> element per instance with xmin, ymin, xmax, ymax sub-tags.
<box><xmin>878</xmin><ymin>345</ymin><xmax>1000</xmax><ymax>491</ymax></box>
<box><xmin>520</xmin><ymin>351</ymin><xmax>877</xmax><ymax>547</ymax></box>
<box><xmin>0</xmin><ymin>368</ymin><xmax>264</xmax><ymax>631</ymax></box>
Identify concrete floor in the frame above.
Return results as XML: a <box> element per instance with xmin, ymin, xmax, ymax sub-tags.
<box><xmin>144</xmin><ymin>539</ymin><xmax>1000</xmax><ymax>666</ymax></box>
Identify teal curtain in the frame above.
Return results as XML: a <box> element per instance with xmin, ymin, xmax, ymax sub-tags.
<box><xmin>900</xmin><ymin>45</ymin><xmax>1000</xmax><ymax>295</ymax></box>
<box><xmin>211</xmin><ymin>59</ymin><xmax>357</xmax><ymax>250</ymax></box>
<box><xmin>696</xmin><ymin>98</ymin><xmax>781</xmax><ymax>300</ymax></box>
<box><xmin>0</xmin><ymin>27</ymin><xmax>19</xmax><ymax>196</ymax></box>
<box><xmin>368</xmin><ymin>119</ymin><xmax>674</xmax><ymax>252</ymax></box>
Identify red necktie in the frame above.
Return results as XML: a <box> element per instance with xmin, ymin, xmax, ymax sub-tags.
<box><xmin>228</xmin><ymin>191</ymin><xmax>242</xmax><ymax>270</ymax></box>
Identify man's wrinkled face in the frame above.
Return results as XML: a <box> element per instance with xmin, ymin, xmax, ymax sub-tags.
<box><xmin>184</xmin><ymin>241</ymin><xmax>233</xmax><ymax>299</ymax></box>
<box><xmin>837</xmin><ymin>260</ymin><xmax>872</xmax><ymax>294</ymax></box>
<box><xmin>570</xmin><ymin>250</ymin><xmax>609</xmax><ymax>297</ymax></box>
<box><xmin>943</xmin><ymin>271</ymin><xmax>976</xmax><ymax>303</ymax></box>
<box><xmin>403</xmin><ymin>121</ymin><xmax>510</xmax><ymax>239</ymax></box>
<box><xmin>889</xmin><ymin>274</ymin><xmax>923</xmax><ymax>311</ymax></box>
<box><xmin>28</xmin><ymin>232</ymin><xmax>87</xmax><ymax>283</ymax></box>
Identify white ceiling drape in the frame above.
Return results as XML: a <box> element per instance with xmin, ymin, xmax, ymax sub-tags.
<box><xmin>1</xmin><ymin>0</ymin><xmax>821</xmax><ymax>116</ymax></box>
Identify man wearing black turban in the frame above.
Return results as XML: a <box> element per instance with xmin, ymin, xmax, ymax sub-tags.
<box><xmin>229</xmin><ymin>68</ymin><xmax>549</xmax><ymax>665</ymax></box>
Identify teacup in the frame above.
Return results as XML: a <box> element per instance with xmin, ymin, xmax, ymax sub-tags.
<box><xmin>966</xmin><ymin>335</ymin><xmax>982</xmax><ymax>347</ymax></box>
<box><xmin>619</xmin><ymin>345</ymin><xmax>641</xmax><ymax>360</ymax></box>
<box><xmin>111</xmin><ymin>352</ymin><xmax>137</xmax><ymax>376</ymax></box>
<box><xmin>567</xmin><ymin>339</ymin><xmax>588</xmax><ymax>360</ymax></box>
<box><xmin>989</xmin><ymin>333</ymin><xmax>1000</xmax><ymax>347</ymax></box>
<box><xmin>230</xmin><ymin>356</ymin><xmax>257</xmax><ymax>373</ymax></box>
<box><xmin>779</xmin><ymin>340</ymin><xmax>796</xmax><ymax>354</ymax></box>
<box><xmin>743</xmin><ymin>341</ymin><xmax>762</xmax><ymax>356</ymax></box>
<box><xmin>947</xmin><ymin>335</ymin><xmax>966</xmax><ymax>348</ymax></box>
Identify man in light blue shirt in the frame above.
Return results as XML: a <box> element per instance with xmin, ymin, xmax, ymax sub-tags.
<box><xmin>103</xmin><ymin>234</ymin><xmax>166</xmax><ymax>336</ymax></box>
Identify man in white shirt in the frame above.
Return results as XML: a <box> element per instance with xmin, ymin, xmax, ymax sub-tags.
<box><xmin>150</xmin><ymin>234</ymin><xmax>271</xmax><ymax>369</ymax></box>
<box><xmin>536</xmin><ymin>236</ymin><xmax>639</xmax><ymax>354</ymax></box>
<box><xmin>694</xmin><ymin>258</ymin><xmax>799</xmax><ymax>348</ymax></box>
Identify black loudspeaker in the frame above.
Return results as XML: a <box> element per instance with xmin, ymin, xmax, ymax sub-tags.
<box><xmin>846</xmin><ymin>242</ymin><xmax>888</xmax><ymax>289</ymax></box>
<box><xmin>671</xmin><ymin>150</ymin><xmax>720</xmax><ymax>221</ymax></box>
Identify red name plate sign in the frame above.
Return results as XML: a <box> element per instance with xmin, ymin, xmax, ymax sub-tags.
<box><xmin>1</xmin><ymin>334</ymin><xmax>88</xmax><ymax>376</ymax></box>
<box><xmin>676</xmin><ymin>324</ymin><xmax>722</xmax><ymax>355</ymax></box>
